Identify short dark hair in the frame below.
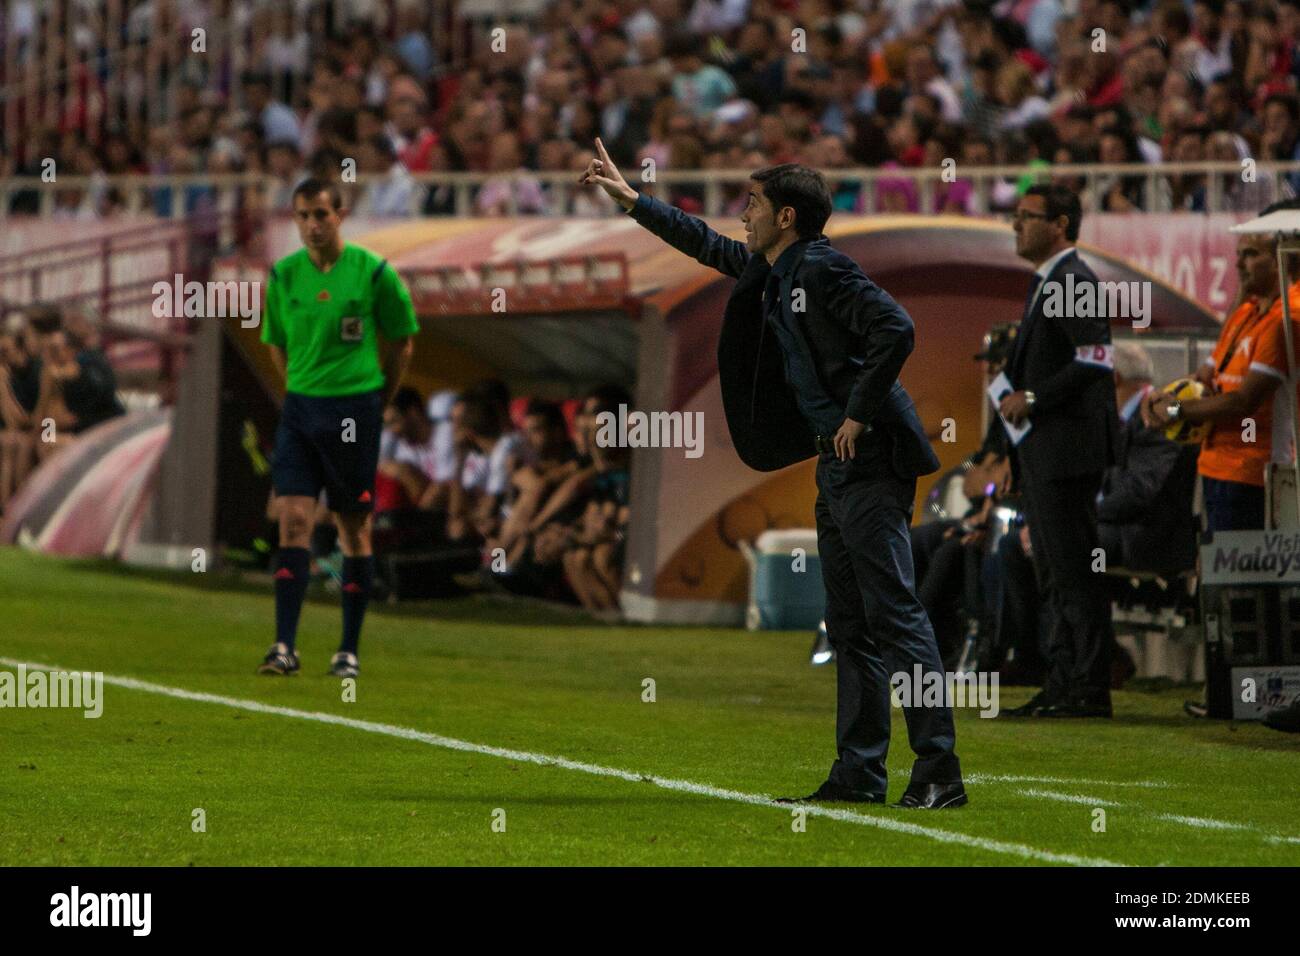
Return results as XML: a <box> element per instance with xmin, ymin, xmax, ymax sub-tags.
<box><xmin>524</xmin><ymin>399</ymin><xmax>566</xmax><ymax>433</ymax></box>
<box><xmin>664</xmin><ymin>32</ymin><xmax>704</xmax><ymax>60</ymax></box>
<box><xmin>26</xmin><ymin>303</ymin><xmax>62</xmax><ymax>335</ymax></box>
<box><xmin>367</xmin><ymin>133</ymin><xmax>397</xmax><ymax>162</ymax></box>
<box><xmin>391</xmin><ymin>386</ymin><xmax>425</xmax><ymax>416</ymax></box>
<box><xmin>461</xmin><ymin>395</ymin><xmax>502</xmax><ymax>440</ymax></box>
<box><xmin>1024</xmin><ymin>184</ymin><xmax>1083</xmax><ymax>241</ymax></box>
<box><xmin>292</xmin><ymin>176</ymin><xmax>344</xmax><ymax>210</ymax></box>
<box><xmin>585</xmin><ymin>384</ymin><xmax>631</xmax><ymax>418</ymax></box>
<box><xmin>749</xmin><ymin>163</ymin><xmax>833</xmax><ymax>239</ymax></box>
<box><xmin>1265</xmin><ymin>92</ymin><xmax>1300</xmax><ymax>125</ymax></box>
<box><xmin>466</xmin><ymin>378</ymin><xmax>510</xmax><ymax>419</ymax></box>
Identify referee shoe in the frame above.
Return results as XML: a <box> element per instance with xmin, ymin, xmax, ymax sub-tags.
<box><xmin>329</xmin><ymin>651</ymin><xmax>359</xmax><ymax>679</ymax></box>
<box><xmin>257</xmin><ymin>642</ymin><xmax>300</xmax><ymax>676</ymax></box>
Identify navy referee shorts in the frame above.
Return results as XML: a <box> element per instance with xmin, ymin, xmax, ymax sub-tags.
<box><xmin>272</xmin><ymin>389</ymin><xmax>384</xmax><ymax>513</ymax></box>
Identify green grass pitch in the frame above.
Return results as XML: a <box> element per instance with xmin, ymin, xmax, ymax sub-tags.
<box><xmin>1</xmin><ymin>547</ymin><xmax>1297</xmax><ymax>866</ymax></box>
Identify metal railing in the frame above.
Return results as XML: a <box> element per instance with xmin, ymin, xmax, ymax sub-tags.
<box><xmin>1</xmin><ymin>160</ymin><xmax>1298</xmax><ymax>222</ymax></box>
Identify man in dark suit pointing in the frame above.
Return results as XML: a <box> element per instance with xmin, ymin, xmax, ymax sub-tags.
<box><xmin>999</xmin><ymin>185</ymin><xmax>1118</xmax><ymax>718</ymax></box>
<box><xmin>582</xmin><ymin>138</ymin><xmax>965</xmax><ymax>808</ymax></box>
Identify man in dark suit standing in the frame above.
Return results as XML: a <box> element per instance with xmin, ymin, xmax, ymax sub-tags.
<box><xmin>581</xmin><ymin>139</ymin><xmax>965</xmax><ymax>808</ymax></box>
<box><xmin>999</xmin><ymin>185</ymin><xmax>1119</xmax><ymax>718</ymax></box>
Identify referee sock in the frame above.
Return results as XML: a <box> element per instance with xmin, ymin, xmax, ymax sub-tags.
<box><xmin>339</xmin><ymin>556</ymin><xmax>374</xmax><ymax>656</ymax></box>
<box><xmin>273</xmin><ymin>547</ymin><xmax>311</xmax><ymax>652</ymax></box>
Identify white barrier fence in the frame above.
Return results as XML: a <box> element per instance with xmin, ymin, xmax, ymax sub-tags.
<box><xmin>2</xmin><ymin>160</ymin><xmax>1298</xmax><ymax>221</ymax></box>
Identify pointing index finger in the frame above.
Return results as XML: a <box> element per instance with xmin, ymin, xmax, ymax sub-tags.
<box><xmin>595</xmin><ymin>137</ymin><xmax>611</xmax><ymax>164</ymax></box>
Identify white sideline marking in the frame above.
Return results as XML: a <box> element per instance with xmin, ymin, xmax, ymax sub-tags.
<box><xmin>971</xmin><ymin>773</ymin><xmax>1168</xmax><ymax>789</ymax></box>
<box><xmin>1016</xmin><ymin>786</ymin><xmax>1300</xmax><ymax>843</ymax></box>
<box><xmin>1155</xmin><ymin>813</ymin><xmax>1251</xmax><ymax>832</ymax></box>
<box><xmin>0</xmin><ymin>657</ymin><xmax>1123</xmax><ymax>867</ymax></box>
<box><xmin>1019</xmin><ymin>788</ymin><xmax>1121</xmax><ymax>808</ymax></box>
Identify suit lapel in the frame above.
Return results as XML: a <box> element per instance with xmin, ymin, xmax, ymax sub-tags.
<box><xmin>1010</xmin><ymin>249</ymin><xmax>1075</xmax><ymax>382</ymax></box>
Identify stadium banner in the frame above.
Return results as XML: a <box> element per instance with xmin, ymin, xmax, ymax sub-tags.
<box><xmin>1200</xmin><ymin>530</ymin><xmax>1300</xmax><ymax>584</ymax></box>
<box><xmin>1079</xmin><ymin>213</ymin><xmax>1249</xmax><ymax>318</ymax></box>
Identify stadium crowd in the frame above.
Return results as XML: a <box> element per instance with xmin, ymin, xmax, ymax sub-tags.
<box><xmin>0</xmin><ymin>302</ymin><xmax>126</xmax><ymax>513</ymax></box>
<box><xmin>5</xmin><ymin>0</ymin><xmax>1300</xmax><ymax>220</ymax></box>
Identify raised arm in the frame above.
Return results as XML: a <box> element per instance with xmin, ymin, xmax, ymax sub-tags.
<box><xmin>580</xmin><ymin>137</ymin><xmax>749</xmax><ymax>279</ymax></box>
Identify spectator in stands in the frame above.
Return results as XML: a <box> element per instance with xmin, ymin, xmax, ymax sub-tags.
<box><xmin>394</xmin><ymin>5</ymin><xmax>437</xmax><ymax>80</ymax></box>
<box><xmin>446</xmin><ymin>389</ymin><xmax>524</xmax><ymax>544</ymax></box>
<box><xmin>995</xmin><ymin>61</ymin><xmax>1051</xmax><ymax>132</ymax></box>
<box><xmin>475</xmin><ymin>132</ymin><xmax>547</xmax><ymax>215</ymax></box>
<box><xmin>667</xmin><ymin>32</ymin><xmax>738</xmax><ymax>120</ymax></box>
<box><xmin>488</xmin><ymin>399</ymin><xmax>579</xmax><ymax>569</ymax></box>
<box><xmin>241</xmin><ymin>71</ymin><xmax>302</xmax><ymax>147</ymax></box>
<box><xmin>387</xmin><ymin>95</ymin><xmax>438</xmax><ymax>173</ymax></box>
<box><xmin>0</xmin><ymin>316</ymin><xmax>42</xmax><ymax>512</ymax></box>
<box><xmin>379</xmin><ymin>386</ymin><xmax>454</xmax><ymax>513</ymax></box>
<box><xmin>1206</xmin><ymin>130</ymin><xmax>1281</xmax><ymax>211</ymax></box>
<box><xmin>263</xmin><ymin>140</ymin><xmax>304</xmax><ymax>212</ymax></box>
<box><xmin>1098</xmin><ymin>343</ymin><xmax>1200</xmax><ymax>573</ymax></box>
<box><xmin>494</xmin><ymin>384</ymin><xmax>630</xmax><ymax>604</ymax></box>
<box><xmin>1260</xmin><ymin>92</ymin><xmax>1300</xmax><ymax>192</ymax></box>
<box><xmin>28</xmin><ymin>329</ymin><xmax>98</xmax><ymax>462</ymax></box>
<box><xmin>1145</xmin><ymin>222</ymin><xmax>1300</xmax><ymax>531</ymax></box>
<box><xmin>1097</xmin><ymin>126</ymin><xmax>1153</xmax><ymax>211</ymax></box>
<box><xmin>560</xmin><ymin>390</ymin><xmax>632</xmax><ymax>614</ymax></box>
<box><xmin>353</xmin><ymin>134</ymin><xmax>418</xmax><ymax>216</ymax></box>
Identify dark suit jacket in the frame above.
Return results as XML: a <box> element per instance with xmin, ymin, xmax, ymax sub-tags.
<box><xmin>1098</xmin><ymin>410</ymin><xmax>1199</xmax><ymax>573</ymax></box>
<box><xmin>624</xmin><ymin>192</ymin><xmax>940</xmax><ymax>478</ymax></box>
<box><xmin>1006</xmin><ymin>248</ymin><xmax>1119</xmax><ymax>481</ymax></box>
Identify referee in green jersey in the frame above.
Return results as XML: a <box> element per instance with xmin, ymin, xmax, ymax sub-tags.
<box><xmin>257</xmin><ymin>177</ymin><xmax>419</xmax><ymax>678</ymax></box>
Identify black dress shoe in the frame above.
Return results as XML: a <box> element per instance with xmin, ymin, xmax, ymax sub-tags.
<box><xmin>1039</xmin><ymin>700</ymin><xmax>1113</xmax><ymax>718</ymax></box>
<box><xmin>1002</xmin><ymin>691</ymin><xmax>1055</xmax><ymax>718</ymax></box>
<box><xmin>1040</xmin><ymin>690</ymin><xmax>1113</xmax><ymax>718</ymax></box>
<box><xmin>776</xmin><ymin>781</ymin><xmax>885</xmax><ymax>804</ymax></box>
<box><xmin>893</xmin><ymin>781</ymin><xmax>968</xmax><ymax>809</ymax></box>
<box><xmin>1039</xmin><ymin>702</ymin><xmax>1112</xmax><ymax>718</ymax></box>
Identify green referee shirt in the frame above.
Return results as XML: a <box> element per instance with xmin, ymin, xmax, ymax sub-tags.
<box><xmin>260</xmin><ymin>243</ymin><xmax>420</xmax><ymax>397</ymax></box>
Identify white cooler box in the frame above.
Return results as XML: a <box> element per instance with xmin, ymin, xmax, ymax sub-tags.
<box><xmin>740</xmin><ymin>529</ymin><xmax>825</xmax><ymax>630</ymax></box>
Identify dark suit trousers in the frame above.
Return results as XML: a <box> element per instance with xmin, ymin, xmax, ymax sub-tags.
<box><xmin>814</xmin><ymin>446</ymin><xmax>961</xmax><ymax>793</ymax></box>
<box><xmin>1019</xmin><ymin>460</ymin><xmax>1114</xmax><ymax>703</ymax></box>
